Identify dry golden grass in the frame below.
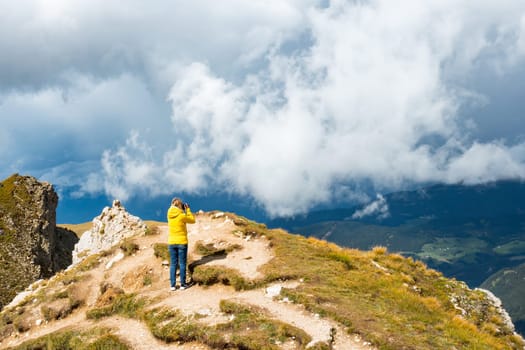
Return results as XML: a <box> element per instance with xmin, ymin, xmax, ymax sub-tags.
<box><xmin>58</xmin><ymin>222</ymin><xmax>92</xmax><ymax>237</ymax></box>
<box><xmin>252</xmin><ymin>222</ymin><xmax>524</xmax><ymax>350</ymax></box>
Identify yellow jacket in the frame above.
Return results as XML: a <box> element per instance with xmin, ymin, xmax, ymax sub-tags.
<box><xmin>167</xmin><ymin>206</ymin><xmax>195</xmax><ymax>244</ymax></box>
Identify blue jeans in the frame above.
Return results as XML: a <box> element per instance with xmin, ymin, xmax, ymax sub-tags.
<box><xmin>169</xmin><ymin>244</ymin><xmax>188</xmax><ymax>287</ymax></box>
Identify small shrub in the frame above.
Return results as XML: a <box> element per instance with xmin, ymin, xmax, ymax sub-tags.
<box><xmin>143</xmin><ymin>274</ymin><xmax>153</xmax><ymax>286</ymax></box>
<box><xmin>372</xmin><ymin>246</ymin><xmax>388</xmax><ymax>255</ymax></box>
<box><xmin>145</xmin><ymin>226</ymin><xmax>160</xmax><ymax>236</ymax></box>
<box><xmin>153</xmin><ymin>243</ymin><xmax>169</xmax><ymax>260</ymax></box>
<box><xmin>120</xmin><ymin>240</ymin><xmax>139</xmax><ymax>256</ymax></box>
<box><xmin>41</xmin><ymin>305</ymin><xmax>61</xmax><ymax>321</ymax></box>
<box><xmin>68</xmin><ymin>293</ymin><xmax>84</xmax><ymax>310</ymax></box>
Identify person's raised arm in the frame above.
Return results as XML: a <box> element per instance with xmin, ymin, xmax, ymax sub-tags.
<box><xmin>184</xmin><ymin>204</ymin><xmax>196</xmax><ymax>224</ymax></box>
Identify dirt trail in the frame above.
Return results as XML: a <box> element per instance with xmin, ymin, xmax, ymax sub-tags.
<box><xmin>158</xmin><ymin>283</ymin><xmax>371</xmax><ymax>349</ymax></box>
<box><xmin>0</xmin><ymin>213</ymin><xmax>374</xmax><ymax>350</ymax></box>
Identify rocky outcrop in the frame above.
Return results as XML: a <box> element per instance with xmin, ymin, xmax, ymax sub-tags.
<box><xmin>476</xmin><ymin>288</ymin><xmax>516</xmax><ymax>333</ymax></box>
<box><xmin>0</xmin><ymin>174</ymin><xmax>78</xmax><ymax>310</ymax></box>
<box><xmin>449</xmin><ymin>279</ymin><xmax>520</xmax><ymax>337</ymax></box>
<box><xmin>72</xmin><ymin>200</ymin><xmax>146</xmax><ymax>264</ymax></box>
<box><xmin>481</xmin><ymin>262</ymin><xmax>525</xmax><ymax>336</ymax></box>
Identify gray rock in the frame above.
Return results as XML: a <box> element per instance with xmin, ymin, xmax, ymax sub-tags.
<box><xmin>0</xmin><ymin>174</ymin><xmax>78</xmax><ymax>310</ymax></box>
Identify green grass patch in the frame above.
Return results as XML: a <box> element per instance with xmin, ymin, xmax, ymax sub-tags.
<box><xmin>86</xmin><ymin>293</ymin><xmax>146</xmax><ymax>320</ymax></box>
<box><xmin>192</xmin><ymin>265</ymin><xmax>258</xmax><ymax>290</ymax></box>
<box><xmin>77</xmin><ymin>254</ymin><xmax>103</xmax><ymax>272</ymax></box>
<box><xmin>229</xmin><ymin>214</ymin><xmax>268</xmax><ymax>238</ymax></box>
<box><xmin>493</xmin><ymin>240</ymin><xmax>525</xmax><ymax>255</ymax></box>
<box><xmin>194</xmin><ymin>241</ymin><xmax>243</xmax><ymax>256</ymax></box>
<box><xmin>218</xmin><ymin>300</ymin><xmax>312</xmax><ymax>349</ymax></box>
<box><xmin>417</xmin><ymin>237</ymin><xmax>489</xmax><ymax>263</ymax></box>
<box><xmin>143</xmin><ymin>307</ymin><xmax>224</xmax><ymax>346</ymax></box>
<box><xmin>5</xmin><ymin>327</ymin><xmax>129</xmax><ymax>350</ymax></box>
<box><xmin>144</xmin><ymin>301</ymin><xmax>312</xmax><ymax>350</ymax></box>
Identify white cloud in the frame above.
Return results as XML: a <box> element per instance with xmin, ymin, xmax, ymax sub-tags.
<box><xmin>351</xmin><ymin>194</ymin><xmax>390</xmax><ymax>220</ymax></box>
<box><xmin>2</xmin><ymin>0</ymin><xmax>525</xmax><ymax>217</ymax></box>
<box><xmin>100</xmin><ymin>131</ymin><xmax>161</xmax><ymax>201</ymax></box>
<box><xmin>445</xmin><ymin>142</ymin><xmax>525</xmax><ymax>184</ymax></box>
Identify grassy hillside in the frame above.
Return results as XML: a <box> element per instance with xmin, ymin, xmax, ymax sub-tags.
<box><xmin>1</xmin><ymin>214</ymin><xmax>523</xmax><ymax>349</ymax></box>
<box><xmin>260</xmin><ymin>226</ymin><xmax>523</xmax><ymax>349</ymax></box>
<box><xmin>269</xmin><ymin>181</ymin><xmax>525</xmax><ymax>339</ymax></box>
<box><xmin>291</xmin><ymin>217</ymin><xmax>525</xmax><ymax>287</ymax></box>
<box><xmin>481</xmin><ymin>262</ymin><xmax>525</xmax><ymax>337</ymax></box>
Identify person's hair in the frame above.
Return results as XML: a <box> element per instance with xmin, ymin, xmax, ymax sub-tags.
<box><xmin>171</xmin><ymin>198</ymin><xmax>183</xmax><ymax>209</ymax></box>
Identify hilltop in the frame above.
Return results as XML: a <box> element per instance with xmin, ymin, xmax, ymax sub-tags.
<box><xmin>1</xmin><ymin>208</ymin><xmax>523</xmax><ymax>349</ymax></box>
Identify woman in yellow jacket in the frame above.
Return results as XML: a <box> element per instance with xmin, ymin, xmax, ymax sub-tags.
<box><xmin>167</xmin><ymin>198</ymin><xmax>195</xmax><ymax>290</ymax></box>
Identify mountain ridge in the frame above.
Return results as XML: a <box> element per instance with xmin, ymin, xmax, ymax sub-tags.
<box><xmin>1</xmin><ymin>175</ymin><xmax>524</xmax><ymax>349</ymax></box>
<box><xmin>1</xmin><ymin>210</ymin><xmax>524</xmax><ymax>349</ymax></box>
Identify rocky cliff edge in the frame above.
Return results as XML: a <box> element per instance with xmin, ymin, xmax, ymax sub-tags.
<box><xmin>0</xmin><ymin>174</ymin><xmax>78</xmax><ymax>310</ymax></box>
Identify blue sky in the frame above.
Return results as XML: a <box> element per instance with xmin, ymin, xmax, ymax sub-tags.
<box><xmin>1</xmin><ymin>0</ymin><xmax>525</xmax><ymax>221</ymax></box>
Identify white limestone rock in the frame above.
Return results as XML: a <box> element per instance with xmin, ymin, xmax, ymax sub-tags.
<box><xmin>72</xmin><ymin>200</ymin><xmax>146</xmax><ymax>264</ymax></box>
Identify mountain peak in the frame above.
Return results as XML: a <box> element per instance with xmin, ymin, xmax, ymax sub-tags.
<box><xmin>1</xmin><ymin>210</ymin><xmax>523</xmax><ymax>349</ymax></box>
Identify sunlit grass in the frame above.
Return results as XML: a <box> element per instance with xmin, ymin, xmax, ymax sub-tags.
<box><xmin>192</xmin><ymin>265</ymin><xmax>259</xmax><ymax>290</ymax></box>
<box><xmin>5</xmin><ymin>327</ymin><xmax>129</xmax><ymax>350</ymax></box>
<box><xmin>218</xmin><ymin>299</ymin><xmax>314</xmax><ymax>349</ymax></box>
<box><xmin>254</xmin><ymin>223</ymin><xmax>524</xmax><ymax>350</ymax></box>
<box><xmin>86</xmin><ymin>293</ymin><xmax>146</xmax><ymax>320</ymax></box>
